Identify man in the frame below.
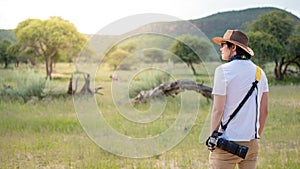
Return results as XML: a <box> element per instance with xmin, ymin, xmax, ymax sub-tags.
<box><xmin>206</xmin><ymin>30</ymin><xmax>269</xmax><ymax>169</ymax></box>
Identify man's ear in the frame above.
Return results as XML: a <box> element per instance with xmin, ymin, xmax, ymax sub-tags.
<box><xmin>232</xmin><ymin>44</ymin><xmax>237</xmax><ymax>52</ymax></box>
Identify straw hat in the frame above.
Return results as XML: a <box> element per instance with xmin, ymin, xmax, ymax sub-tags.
<box><xmin>212</xmin><ymin>30</ymin><xmax>254</xmax><ymax>56</ymax></box>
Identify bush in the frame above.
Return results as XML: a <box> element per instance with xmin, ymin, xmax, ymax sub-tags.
<box><xmin>0</xmin><ymin>69</ymin><xmax>54</xmax><ymax>102</ymax></box>
<box><xmin>268</xmin><ymin>76</ymin><xmax>300</xmax><ymax>86</ymax></box>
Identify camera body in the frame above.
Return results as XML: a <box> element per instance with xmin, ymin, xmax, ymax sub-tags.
<box><xmin>217</xmin><ymin>138</ymin><xmax>248</xmax><ymax>159</ymax></box>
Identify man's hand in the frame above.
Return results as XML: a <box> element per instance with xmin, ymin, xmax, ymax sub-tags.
<box><xmin>206</xmin><ymin>131</ymin><xmax>220</xmax><ymax>152</ymax></box>
<box><xmin>206</xmin><ymin>137</ymin><xmax>216</xmax><ymax>151</ymax></box>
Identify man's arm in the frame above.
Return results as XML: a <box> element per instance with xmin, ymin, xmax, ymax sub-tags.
<box><xmin>258</xmin><ymin>92</ymin><xmax>268</xmax><ymax>136</ymax></box>
<box><xmin>210</xmin><ymin>94</ymin><xmax>226</xmax><ymax>132</ymax></box>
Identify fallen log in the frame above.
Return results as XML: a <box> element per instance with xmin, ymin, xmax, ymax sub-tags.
<box><xmin>133</xmin><ymin>79</ymin><xmax>212</xmax><ymax>103</ymax></box>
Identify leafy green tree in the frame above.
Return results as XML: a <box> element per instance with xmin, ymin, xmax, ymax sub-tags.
<box><xmin>104</xmin><ymin>39</ymin><xmax>137</xmax><ymax>70</ymax></box>
<box><xmin>106</xmin><ymin>49</ymin><xmax>130</xmax><ymax>70</ymax></box>
<box><xmin>0</xmin><ymin>39</ymin><xmax>12</xmax><ymax>68</ymax></box>
<box><xmin>143</xmin><ymin>48</ymin><xmax>165</xmax><ymax>63</ymax></box>
<box><xmin>248</xmin><ymin>11</ymin><xmax>300</xmax><ymax>80</ymax></box>
<box><xmin>6</xmin><ymin>43</ymin><xmax>20</xmax><ymax>67</ymax></box>
<box><xmin>14</xmin><ymin>17</ymin><xmax>87</xmax><ymax>79</ymax></box>
<box><xmin>248</xmin><ymin>31</ymin><xmax>284</xmax><ymax>66</ymax></box>
<box><xmin>169</xmin><ymin>35</ymin><xmax>211</xmax><ymax>75</ymax></box>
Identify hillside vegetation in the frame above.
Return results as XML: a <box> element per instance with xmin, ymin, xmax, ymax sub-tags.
<box><xmin>1</xmin><ymin>7</ymin><xmax>298</xmax><ymax>48</ymax></box>
<box><xmin>86</xmin><ymin>7</ymin><xmax>300</xmax><ymax>58</ymax></box>
<box><xmin>191</xmin><ymin>7</ymin><xmax>300</xmax><ymax>40</ymax></box>
<box><xmin>129</xmin><ymin>7</ymin><xmax>299</xmax><ymax>40</ymax></box>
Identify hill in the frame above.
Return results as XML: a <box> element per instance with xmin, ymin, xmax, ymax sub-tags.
<box><xmin>191</xmin><ymin>7</ymin><xmax>288</xmax><ymax>40</ymax></box>
<box><xmin>132</xmin><ymin>7</ymin><xmax>299</xmax><ymax>42</ymax></box>
<box><xmin>0</xmin><ymin>29</ymin><xmax>16</xmax><ymax>42</ymax></box>
<box><xmin>1</xmin><ymin>7</ymin><xmax>299</xmax><ymax>53</ymax></box>
<box><xmin>87</xmin><ymin>7</ymin><xmax>299</xmax><ymax>55</ymax></box>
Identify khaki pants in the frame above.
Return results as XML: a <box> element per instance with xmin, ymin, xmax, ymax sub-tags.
<box><xmin>209</xmin><ymin>139</ymin><xmax>259</xmax><ymax>169</ymax></box>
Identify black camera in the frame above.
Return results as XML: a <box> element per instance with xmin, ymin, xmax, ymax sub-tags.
<box><xmin>217</xmin><ymin>138</ymin><xmax>248</xmax><ymax>159</ymax></box>
<box><xmin>207</xmin><ymin>131</ymin><xmax>249</xmax><ymax>159</ymax></box>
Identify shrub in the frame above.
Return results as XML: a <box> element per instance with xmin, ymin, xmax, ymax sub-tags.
<box><xmin>0</xmin><ymin>69</ymin><xmax>54</xmax><ymax>102</ymax></box>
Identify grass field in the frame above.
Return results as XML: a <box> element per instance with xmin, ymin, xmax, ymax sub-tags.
<box><xmin>0</xmin><ymin>63</ymin><xmax>299</xmax><ymax>169</ymax></box>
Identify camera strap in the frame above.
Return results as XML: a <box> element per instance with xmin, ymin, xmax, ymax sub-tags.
<box><xmin>221</xmin><ymin>66</ymin><xmax>262</xmax><ymax>134</ymax></box>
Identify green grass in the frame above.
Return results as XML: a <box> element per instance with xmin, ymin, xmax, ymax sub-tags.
<box><xmin>256</xmin><ymin>85</ymin><xmax>300</xmax><ymax>169</ymax></box>
<box><xmin>0</xmin><ymin>63</ymin><xmax>299</xmax><ymax>168</ymax></box>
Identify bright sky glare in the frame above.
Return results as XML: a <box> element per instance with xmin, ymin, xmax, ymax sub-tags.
<box><xmin>0</xmin><ymin>0</ymin><xmax>299</xmax><ymax>34</ymax></box>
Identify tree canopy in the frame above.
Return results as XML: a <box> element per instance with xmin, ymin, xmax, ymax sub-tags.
<box><xmin>14</xmin><ymin>17</ymin><xmax>87</xmax><ymax>79</ymax></box>
<box><xmin>169</xmin><ymin>35</ymin><xmax>212</xmax><ymax>75</ymax></box>
<box><xmin>103</xmin><ymin>39</ymin><xmax>138</xmax><ymax>70</ymax></box>
<box><xmin>0</xmin><ymin>39</ymin><xmax>12</xmax><ymax>68</ymax></box>
<box><xmin>248</xmin><ymin>11</ymin><xmax>300</xmax><ymax>80</ymax></box>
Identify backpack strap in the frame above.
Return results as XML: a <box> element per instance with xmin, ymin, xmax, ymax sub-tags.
<box><xmin>221</xmin><ymin>65</ymin><xmax>261</xmax><ymax>131</ymax></box>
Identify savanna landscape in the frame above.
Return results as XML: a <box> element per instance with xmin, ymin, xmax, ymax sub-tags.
<box><xmin>0</xmin><ymin>7</ymin><xmax>300</xmax><ymax>169</ymax></box>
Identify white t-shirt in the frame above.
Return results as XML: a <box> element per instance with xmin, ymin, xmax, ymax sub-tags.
<box><xmin>212</xmin><ymin>60</ymin><xmax>269</xmax><ymax>141</ymax></box>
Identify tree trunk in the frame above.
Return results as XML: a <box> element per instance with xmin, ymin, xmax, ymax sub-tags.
<box><xmin>190</xmin><ymin>62</ymin><xmax>197</xmax><ymax>75</ymax></box>
<box><xmin>3</xmin><ymin>57</ymin><xmax>8</xmax><ymax>68</ymax></box>
<box><xmin>277</xmin><ymin>57</ymin><xmax>285</xmax><ymax>80</ymax></box>
<box><xmin>274</xmin><ymin>57</ymin><xmax>285</xmax><ymax>80</ymax></box>
<box><xmin>44</xmin><ymin>50</ymin><xmax>57</xmax><ymax>79</ymax></box>
<box><xmin>15</xmin><ymin>61</ymin><xmax>19</xmax><ymax>67</ymax></box>
<box><xmin>49</xmin><ymin>59</ymin><xmax>53</xmax><ymax>79</ymax></box>
<box><xmin>282</xmin><ymin>55</ymin><xmax>300</xmax><ymax>76</ymax></box>
<box><xmin>67</xmin><ymin>75</ymin><xmax>78</xmax><ymax>95</ymax></box>
<box><xmin>187</xmin><ymin>61</ymin><xmax>197</xmax><ymax>75</ymax></box>
<box><xmin>4</xmin><ymin>61</ymin><xmax>8</xmax><ymax>69</ymax></box>
<box><xmin>45</xmin><ymin>58</ymin><xmax>51</xmax><ymax>79</ymax></box>
<box><xmin>274</xmin><ymin>58</ymin><xmax>278</xmax><ymax>79</ymax></box>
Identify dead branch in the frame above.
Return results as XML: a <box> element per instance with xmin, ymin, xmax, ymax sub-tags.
<box><xmin>133</xmin><ymin>79</ymin><xmax>212</xmax><ymax>103</ymax></box>
<box><xmin>67</xmin><ymin>73</ymin><xmax>103</xmax><ymax>95</ymax></box>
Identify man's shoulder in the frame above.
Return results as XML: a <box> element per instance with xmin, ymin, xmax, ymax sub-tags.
<box><xmin>216</xmin><ymin>61</ymin><xmax>242</xmax><ymax>72</ymax></box>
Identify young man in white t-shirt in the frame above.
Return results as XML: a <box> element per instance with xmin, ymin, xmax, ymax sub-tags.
<box><xmin>206</xmin><ymin>30</ymin><xmax>269</xmax><ymax>169</ymax></box>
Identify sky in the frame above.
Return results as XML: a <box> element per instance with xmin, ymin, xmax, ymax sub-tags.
<box><xmin>0</xmin><ymin>0</ymin><xmax>299</xmax><ymax>34</ymax></box>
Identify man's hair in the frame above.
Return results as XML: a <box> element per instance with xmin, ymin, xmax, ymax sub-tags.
<box><xmin>226</xmin><ymin>42</ymin><xmax>251</xmax><ymax>59</ymax></box>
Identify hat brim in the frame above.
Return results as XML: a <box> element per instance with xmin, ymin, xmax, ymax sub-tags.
<box><xmin>212</xmin><ymin>37</ymin><xmax>254</xmax><ymax>56</ymax></box>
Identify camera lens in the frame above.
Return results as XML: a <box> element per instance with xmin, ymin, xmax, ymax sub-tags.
<box><xmin>216</xmin><ymin>138</ymin><xmax>249</xmax><ymax>159</ymax></box>
<box><xmin>236</xmin><ymin>146</ymin><xmax>248</xmax><ymax>159</ymax></box>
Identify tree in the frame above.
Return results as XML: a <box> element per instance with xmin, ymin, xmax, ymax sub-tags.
<box><xmin>14</xmin><ymin>17</ymin><xmax>87</xmax><ymax>79</ymax></box>
<box><xmin>105</xmin><ymin>49</ymin><xmax>130</xmax><ymax>70</ymax></box>
<box><xmin>143</xmin><ymin>48</ymin><xmax>165</xmax><ymax>63</ymax></box>
<box><xmin>169</xmin><ymin>35</ymin><xmax>211</xmax><ymax>75</ymax></box>
<box><xmin>247</xmin><ymin>31</ymin><xmax>284</xmax><ymax>66</ymax></box>
<box><xmin>0</xmin><ymin>39</ymin><xmax>12</xmax><ymax>68</ymax></box>
<box><xmin>104</xmin><ymin>39</ymin><xmax>137</xmax><ymax>70</ymax></box>
<box><xmin>248</xmin><ymin>11</ymin><xmax>300</xmax><ymax>80</ymax></box>
<box><xmin>6</xmin><ymin>43</ymin><xmax>21</xmax><ymax>67</ymax></box>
